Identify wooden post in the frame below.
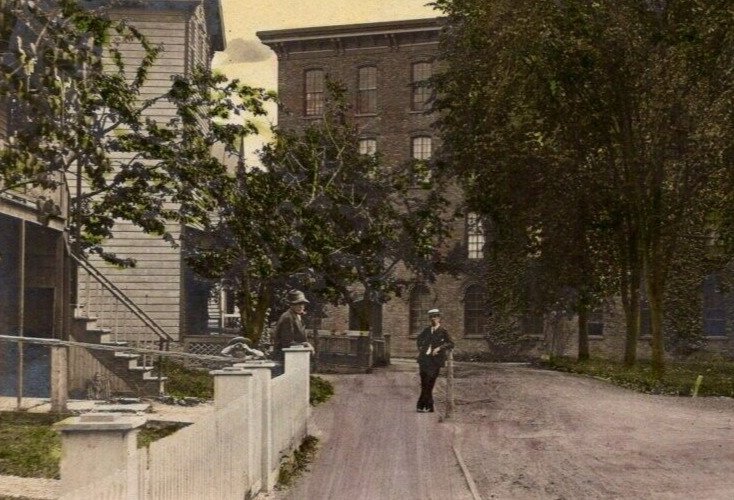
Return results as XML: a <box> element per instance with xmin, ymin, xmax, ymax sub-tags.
<box><xmin>444</xmin><ymin>350</ymin><xmax>455</xmax><ymax>421</ymax></box>
<box><xmin>16</xmin><ymin>220</ymin><xmax>25</xmax><ymax>410</ymax></box>
<box><xmin>50</xmin><ymin>345</ymin><xmax>68</xmax><ymax>412</ymax></box>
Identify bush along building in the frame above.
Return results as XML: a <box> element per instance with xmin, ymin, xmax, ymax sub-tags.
<box><xmin>257</xmin><ymin>17</ymin><xmax>734</xmax><ymax>363</ymax></box>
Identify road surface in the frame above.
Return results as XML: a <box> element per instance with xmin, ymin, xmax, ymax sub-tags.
<box><xmin>275</xmin><ymin>360</ymin><xmax>734</xmax><ymax>500</ymax></box>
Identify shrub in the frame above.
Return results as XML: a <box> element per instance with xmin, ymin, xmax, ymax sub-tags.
<box><xmin>310</xmin><ymin>375</ymin><xmax>334</xmax><ymax>406</ymax></box>
<box><xmin>540</xmin><ymin>357</ymin><xmax>734</xmax><ymax>397</ymax></box>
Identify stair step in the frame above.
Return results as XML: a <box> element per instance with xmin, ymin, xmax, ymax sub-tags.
<box><xmin>113</xmin><ymin>352</ymin><xmax>140</xmax><ymax>360</ymax></box>
<box><xmin>101</xmin><ymin>341</ymin><xmax>129</xmax><ymax>347</ymax></box>
<box><xmin>143</xmin><ymin>372</ymin><xmax>168</xmax><ymax>381</ymax></box>
<box><xmin>86</xmin><ymin>327</ymin><xmax>112</xmax><ymax>334</ymax></box>
<box><xmin>129</xmin><ymin>366</ymin><xmax>154</xmax><ymax>372</ymax></box>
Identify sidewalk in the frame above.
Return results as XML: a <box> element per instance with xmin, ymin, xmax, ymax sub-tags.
<box><xmin>272</xmin><ymin>359</ymin><xmax>476</xmax><ymax>500</ymax></box>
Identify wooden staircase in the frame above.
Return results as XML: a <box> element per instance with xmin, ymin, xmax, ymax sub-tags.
<box><xmin>72</xmin><ymin>253</ymin><xmax>175</xmax><ymax>397</ymax></box>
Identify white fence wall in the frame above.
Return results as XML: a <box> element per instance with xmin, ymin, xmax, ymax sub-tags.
<box><xmin>56</xmin><ymin>346</ymin><xmax>313</xmax><ymax>500</ymax></box>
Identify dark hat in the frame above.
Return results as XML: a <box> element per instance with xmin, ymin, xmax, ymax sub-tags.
<box><xmin>428</xmin><ymin>308</ymin><xmax>441</xmax><ymax>317</ymax></box>
<box><xmin>288</xmin><ymin>290</ymin><xmax>310</xmax><ymax>305</ymax></box>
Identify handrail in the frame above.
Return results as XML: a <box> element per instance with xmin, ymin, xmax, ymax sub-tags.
<box><xmin>69</xmin><ymin>251</ymin><xmax>175</xmax><ymax>343</ymax></box>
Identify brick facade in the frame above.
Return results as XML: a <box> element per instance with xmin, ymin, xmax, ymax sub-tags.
<box><xmin>258</xmin><ymin>18</ymin><xmax>734</xmax><ymax>361</ymax></box>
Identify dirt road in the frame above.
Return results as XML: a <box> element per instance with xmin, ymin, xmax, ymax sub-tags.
<box><xmin>280</xmin><ymin>360</ymin><xmax>734</xmax><ymax>500</ymax></box>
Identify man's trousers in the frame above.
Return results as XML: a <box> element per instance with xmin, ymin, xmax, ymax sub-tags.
<box><xmin>417</xmin><ymin>363</ymin><xmax>441</xmax><ymax>411</ymax></box>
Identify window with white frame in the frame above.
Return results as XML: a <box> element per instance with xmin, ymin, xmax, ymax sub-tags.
<box><xmin>411</xmin><ymin>61</ymin><xmax>432</xmax><ymax>111</ymax></box>
<box><xmin>358</xmin><ymin>138</ymin><xmax>377</xmax><ymax>156</ymax></box>
<box><xmin>467</xmin><ymin>212</ymin><xmax>485</xmax><ymax>259</ymax></box>
<box><xmin>411</xmin><ymin>136</ymin><xmax>432</xmax><ymax>183</ymax></box>
<box><xmin>357</xmin><ymin>66</ymin><xmax>377</xmax><ymax>114</ymax></box>
<box><xmin>412</xmin><ymin>136</ymin><xmax>432</xmax><ymax>160</ymax></box>
<box><xmin>305</xmin><ymin>69</ymin><xmax>324</xmax><ymax>116</ymax></box>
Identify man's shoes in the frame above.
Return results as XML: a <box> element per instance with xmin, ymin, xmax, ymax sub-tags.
<box><xmin>416</xmin><ymin>407</ymin><xmax>428</xmax><ymax>413</ymax></box>
<box><xmin>427</xmin><ymin>408</ymin><xmax>434</xmax><ymax>413</ymax></box>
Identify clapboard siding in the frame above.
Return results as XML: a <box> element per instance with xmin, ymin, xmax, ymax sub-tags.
<box><xmin>79</xmin><ymin>3</ymin><xmax>217</xmax><ymax>341</ymax></box>
<box><xmin>0</xmin><ymin>97</ymin><xmax>7</xmax><ymax>139</ymax></box>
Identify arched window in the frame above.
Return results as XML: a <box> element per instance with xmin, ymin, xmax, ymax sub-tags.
<box><xmin>464</xmin><ymin>284</ymin><xmax>488</xmax><ymax>337</ymax></box>
<box><xmin>409</xmin><ymin>285</ymin><xmax>432</xmax><ymax>336</ymax></box>
<box><xmin>467</xmin><ymin>212</ymin><xmax>485</xmax><ymax>259</ymax></box>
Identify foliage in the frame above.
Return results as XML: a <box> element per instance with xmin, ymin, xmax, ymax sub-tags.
<box><xmin>137</xmin><ymin>421</ymin><xmax>187</xmax><ymax>449</ymax></box>
<box><xmin>0</xmin><ymin>0</ymin><xmax>271</xmax><ymax>263</ymax></box>
<box><xmin>186</xmin><ymin>83</ymin><xmax>449</xmax><ymax>342</ymax></box>
<box><xmin>541</xmin><ymin>356</ymin><xmax>734</xmax><ymax>397</ymax></box>
<box><xmin>433</xmin><ymin>0</ymin><xmax>734</xmax><ymax>373</ymax></box>
<box><xmin>159</xmin><ymin>360</ymin><xmax>214</xmax><ymax>399</ymax></box>
<box><xmin>276</xmin><ymin>435</ymin><xmax>319</xmax><ymax>490</ymax></box>
<box><xmin>309</xmin><ymin>375</ymin><xmax>334</xmax><ymax>406</ymax></box>
<box><xmin>0</xmin><ymin>411</ymin><xmax>68</xmax><ymax>479</ymax></box>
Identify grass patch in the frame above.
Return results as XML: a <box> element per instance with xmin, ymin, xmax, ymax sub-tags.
<box><xmin>137</xmin><ymin>421</ymin><xmax>188</xmax><ymax>448</ymax></box>
<box><xmin>0</xmin><ymin>412</ymin><xmax>187</xmax><ymax>479</ymax></box>
<box><xmin>0</xmin><ymin>412</ymin><xmax>68</xmax><ymax>479</ymax></box>
<box><xmin>540</xmin><ymin>357</ymin><xmax>734</xmax><ymax>397</ymax></box>
<box><xmin>310</xmin><ymin>375</ymin><xmax>334</xmax><ymax>406</ymax></box>
<box><xmin>159</xmin><ymin>360</ymin><xmax>214</xmax><ymax>399</ymax></box>
<box><xmin>276</xmin><ymin>435</ymin><xmax>319</xmax><ymax>489</ymax></box>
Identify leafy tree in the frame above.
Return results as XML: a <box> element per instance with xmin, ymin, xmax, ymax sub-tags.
<box><xmin>433</xmin><ymin>0</ymin><xmax>734</xmax><ymax>373</ymax></box>
<box><xmin>0</xmin><ymin>0</ymin><xmax>271</xmax><ymax>263</ymax></box>
<box><xmin>186</xmin><ymin>84</ymin><xmax>449</xmax><ymax>343</ymax></box>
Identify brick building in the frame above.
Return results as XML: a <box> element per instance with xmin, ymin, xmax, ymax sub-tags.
<box><xmin>258</xmin><ymin>18</ymin><xmax>734</xmax><ymax>362</ymax></box>
<box><xmin>257</xmin><ymin>18</ymin><xmax>492</xmax><ymax>358</ymax></box>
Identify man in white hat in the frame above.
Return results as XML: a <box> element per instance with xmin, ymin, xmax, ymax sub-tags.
<box><xmin>273</xmin><ymin>290</ymin><xmax>311</xmax><ymax>366</ymax></box>
<box><xmin>416</xmin><ymin>308</ymin><xmax>454</xmax><ymax>412</ymax></box>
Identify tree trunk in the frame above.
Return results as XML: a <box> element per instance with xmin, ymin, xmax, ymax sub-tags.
<box><xmin>646</xmin><ymin>232</ymin><xmax>666</xmax><ymax>377</ymax></box>
<box><xmin>577</xmin><ymin>306</ymin><xmax>590</xmax><ymax>362</ymax></box>
<box><xmin>620</xmin><ymin>221</ymin><xmax>642</xmax><ymax>367</ymax></box>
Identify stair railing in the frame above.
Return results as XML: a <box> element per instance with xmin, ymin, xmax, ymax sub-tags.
<box><xmin>70</xmin><ymin>251</ymin><xmax>174</xmax><ymax>379</ymax></box>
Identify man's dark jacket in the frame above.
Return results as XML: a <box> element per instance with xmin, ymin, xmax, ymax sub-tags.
<box><xmin>416</xmin><ymin>326</ymin><xmax>454</xmax><ymax>369</ymax></box>
<box><xmin>273</xmin><ymin>309</ymin><xmax>307</xmax><ymax>360</ymax></box>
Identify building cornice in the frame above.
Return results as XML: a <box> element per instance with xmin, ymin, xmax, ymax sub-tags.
<box><xmin>257</xmin><ymin>17</ymin><xmax>443</xmax><ymax>57</ymax></box>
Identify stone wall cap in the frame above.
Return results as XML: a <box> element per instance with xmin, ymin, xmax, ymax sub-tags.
<box><xmin>233</xmin><ymin>361</ymin><xmax>277</xmax><ymax>369</ymax></box>
<box><xmin>209</xmin><ymin>368</ymin><xmax>253</xmax><ymax>376</ymax></box>
<box><xmin>54</xmin><ymin>413</ymin><xmax>147</xmax><ymax>433</ymax></box>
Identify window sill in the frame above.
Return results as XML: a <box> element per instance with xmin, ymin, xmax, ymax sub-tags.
<box><xmin>706</xmin><ymin>335</ymin><xmax>729</xmax><ymax>340</ymax></box>
<box><xmin>588</xmin><ymin>335</ymin><xmax>604</xmax><ymax>340</ymax></box>
<box><xmin>355</xmin><ymin>113</ymin><xmax>378</xmax><ymax>118</ymax></box>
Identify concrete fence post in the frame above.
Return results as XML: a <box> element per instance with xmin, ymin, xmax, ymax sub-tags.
<box><xmin>54</xmin><ymin>413</ymin><xmax>146</xmax><ymax>498</ymax></box>
<box><xmin>210</xmin><ymin>366</ymin><xmax>253</xmax><ymax>410</ymax></box>
<box><xmin>235</xmin><ymin>360</ymin><xmax>277</xmax><ymax>492</ymax></box>
<box><xmin>50</xmin><ymin>345</ymin><xmax>68</xmax><ymax>413</ymax></box>
<box><xmin>283</xmin><ymin>345</ymin><xmax>312</xmax><ymax>428</ymax></box>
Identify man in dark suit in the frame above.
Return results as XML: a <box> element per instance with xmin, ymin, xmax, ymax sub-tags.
<box><xmin>273</xmin><ymin>290</ymin><xmax>312</xmax><ymax>366</ymax></box>
<box><xmin>416</xmin><ymin>308</ymin><xmax>454</xmax><ymax>413</ymax></box>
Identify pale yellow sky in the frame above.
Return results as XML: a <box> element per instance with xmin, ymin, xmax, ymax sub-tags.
<box><xmin>215</xmin><ymin>0</ymin><xmax>437</xmax><ymax>89</ymax></box>
<box><xmin>213</xmin><ymin>0</ymin><xmax>438</xmax><ymax>153</ymax></box>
